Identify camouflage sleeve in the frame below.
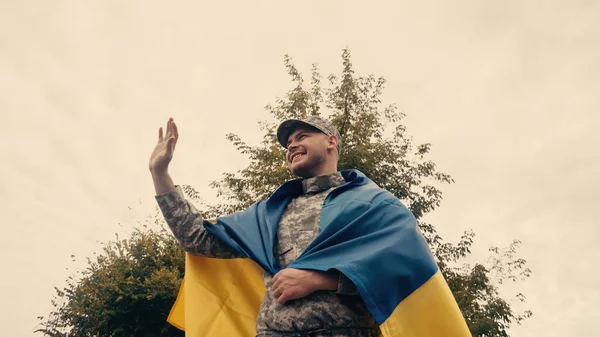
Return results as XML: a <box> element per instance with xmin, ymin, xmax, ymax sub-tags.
<box><xmin>335</xmin><ymin>273</ymin><xmax>359</xmax><ymax>296</ymax></box>
<box><xmin>155</xmin><ymin>186</ymin><xmax>244</xmax><ymax>259</ymax></box>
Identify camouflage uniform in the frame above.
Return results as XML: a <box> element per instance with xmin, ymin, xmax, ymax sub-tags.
<box><xmin>156</xmin><ymin>172</ymin><xmax>381</xmax><ymax>337</ymax></box>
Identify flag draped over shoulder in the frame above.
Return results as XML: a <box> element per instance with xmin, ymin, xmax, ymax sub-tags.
<box><xmin>168</xmin><ymin>170</ymin><xmax>471</xmax><ymax>337</ymax></box>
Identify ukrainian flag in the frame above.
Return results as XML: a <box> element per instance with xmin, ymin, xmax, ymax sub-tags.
<box><xmin>167</xmin><ymin>170</ymin><xmax>471</xmax><ymax>337</ymax></box>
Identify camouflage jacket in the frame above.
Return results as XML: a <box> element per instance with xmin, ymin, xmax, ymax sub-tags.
<box><xmin>156</xmin><ymin>172</ymin><xmax>380</xmax><ymax>337</ymax></box>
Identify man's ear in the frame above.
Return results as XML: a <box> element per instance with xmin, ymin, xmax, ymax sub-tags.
<box><xmin>327</xmin><ymin>135</ymin><xmax>338</xmax><ymax>150</ymax></box>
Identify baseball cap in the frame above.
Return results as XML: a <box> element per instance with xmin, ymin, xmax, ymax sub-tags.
<box><xmin>276</xmin><ymin>115</ymin><xmax>342</xmax><ymax>155</ymax></box>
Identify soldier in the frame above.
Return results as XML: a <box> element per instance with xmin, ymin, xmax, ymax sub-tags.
<box><xmin>150</xmin><ymin>116</ymin><xmax>381</xmax><ymax>337</ymax></box>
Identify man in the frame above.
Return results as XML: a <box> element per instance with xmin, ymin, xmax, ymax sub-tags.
<box><xmin>150</xmin><ymin>116</ymin><xmax>379</xmax><ymax>336</ymax></box>
<box><xmin>150</xmin><ymin>116</ymin><xmax>470</xmax><ymax>337</ymax></box>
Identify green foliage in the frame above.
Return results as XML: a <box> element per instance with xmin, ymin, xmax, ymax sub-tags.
<box><xmin>36</xmin><ymin>215</ymin><xmax>185</xmax><ymax>337</ymax></box>
<box><xmin>38</xmin><ymin>49</ymin><xmax>531</xmax><ymax>337</ymax></box>
<box><xmin>206</xmin><ymin>48</ymin><xmax>532</xmax><ymax>336</ymax></box>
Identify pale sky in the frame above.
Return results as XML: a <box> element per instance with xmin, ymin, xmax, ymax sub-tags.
<box><xmin>1</xmin><ymin>1</ymin><xmax>599</xmax><ymax>336</ymax></box>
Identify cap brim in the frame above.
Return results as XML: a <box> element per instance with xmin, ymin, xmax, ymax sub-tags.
<box><xmin>276</xmin><ymin>119</ymin><xmax>322</xmax><ymax>149</ymax></box>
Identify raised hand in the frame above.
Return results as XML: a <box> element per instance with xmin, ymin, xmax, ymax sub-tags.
<box><xmin>149</xmin><ymin>118</ymin><xmax>179</xmax><ymax>174</ymax></box>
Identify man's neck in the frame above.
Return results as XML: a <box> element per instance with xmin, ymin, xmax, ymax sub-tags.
<box><xmin>301</xmin><ymin>171</ymin><xmax>344</xmax><ymax>195</ymax></box>
<box><xmin>302</xmin><ymin>164</ymin><xmax>338</xmax><ymax>180</ymax></box>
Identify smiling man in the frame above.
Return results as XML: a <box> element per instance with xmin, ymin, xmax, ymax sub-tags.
<box><xmin>280</xmin><ymin>115</ymin><xmax>342</xmax><ymax>179</ymax></box>
<box><xmin>149</xmin><ymin>116</ymin><xmax>469</xmax><ymax>337</ymax></box>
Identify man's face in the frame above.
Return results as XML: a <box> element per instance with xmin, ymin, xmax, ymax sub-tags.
<box><xmin>285</xmin><ymin>126</ymin><xmax>330</xmax><ymax>178</ymax></box>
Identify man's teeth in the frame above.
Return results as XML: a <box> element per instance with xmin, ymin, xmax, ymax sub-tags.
<box><xmin>292</xmin><ymin>154</ymin><xmax>303</xmax><ymax>162</ymax></box>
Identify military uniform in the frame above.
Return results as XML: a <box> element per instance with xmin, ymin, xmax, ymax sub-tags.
<box><xmin>156</xmin><ymin>172</ymin><xmax>381</xmax><ymax>337</ymax></box>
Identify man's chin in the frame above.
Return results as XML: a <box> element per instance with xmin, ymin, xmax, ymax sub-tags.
<box><xmin>290</xmin><ymin>163</ymin><xmax>312</xmax><ymax>178</ymax></box>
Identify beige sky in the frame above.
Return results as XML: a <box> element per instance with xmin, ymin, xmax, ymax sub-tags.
<box><xmin>1</xmin><ymin>0</ymin><xmax>599</xmax><ymax>336</ymax></box>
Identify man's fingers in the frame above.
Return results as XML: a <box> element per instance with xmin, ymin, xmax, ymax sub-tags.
<box><xmin>272</xmin><ymin>274</ymin><xmax>287</xmax><ymax>289</ymax></box>
<box><xmin>272</xmin><ymin>285</ymin><xmax>282</xmax><ymax>299</ymax></box>
<box><xmin>172</xmin><ymin>119</ymin><xmax>178</xmax><ymax>139</ymax></box>
<box><xmin>158</xmin><ymin>127</ymin><xmax>164</xmax><ymax>143</ymax></box>
<box><xmin>276</xmin><ymin>289</ymin><xmax>286</xmax><ymax>304</ymax></box>
<box><xmin>165</xmin><ymin>118</ymin><xmax>172</xmax><ymax>138</ymax></box>
<box><xmin>277</xmin><ymin>290</ymin><xmax>295</xmax><ymax>305</ymax></box>
<box><xmin>167</xmin><ymin>137</ymin><xmax>177</xmax><ymax>154</ymax></box>
<box><xmin>273</xmin><ymin>269</ymin><xmax>289</xmax><ymax>283</ymax></box>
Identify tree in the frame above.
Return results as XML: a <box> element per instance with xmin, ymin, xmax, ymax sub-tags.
<box><xmin>36</xmin><ymin>212</ymin><xmax>186</xmax><ymax>337</ymax></box>
<box><xmin>38</xmin><ymin>49</ymin><xmax>531</xmax><ymax>337</ymax></box>
<box><xmin>205</xmin><ymin>49</ymin><xmax>532</xmax><ymax>336</ymax></box>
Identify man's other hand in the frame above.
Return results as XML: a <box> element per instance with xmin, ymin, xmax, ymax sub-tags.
<box><xmin>271</xmin><ymin>268</ymin><xmax>338</xmax><ymax>305</ymax></box>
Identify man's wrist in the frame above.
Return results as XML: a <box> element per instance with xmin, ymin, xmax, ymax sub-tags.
<box><xmin>150</xmin><ymin>166</ymin><xmax>168</xmax><ymax>176</ymax></box>
<box><xmin>314</xmin><ymin>271</ymin><xmax>339</xmax><ymax>291</ymax></box>
<box><xmin>151</xmin><ymin>170</ymin><xmax>175</xmax><ymax>195</ymax></box>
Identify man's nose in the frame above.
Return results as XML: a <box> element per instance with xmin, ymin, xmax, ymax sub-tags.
<box><xmin>287</xmin><ymin>144</ymin><xmax>298</xmax><ymax>159</ymax></box>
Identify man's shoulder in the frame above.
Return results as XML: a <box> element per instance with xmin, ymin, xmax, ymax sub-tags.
<box><xmin>339</xmin><ymin>179</ymin><xmax>398</xmax><ymax>205</ymax></box>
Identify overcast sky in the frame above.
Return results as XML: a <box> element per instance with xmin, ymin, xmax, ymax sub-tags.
<box><xmin>1</xmin><ymin>1</ymin><xmax>599</xmax><ymax>336</ymax></box>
